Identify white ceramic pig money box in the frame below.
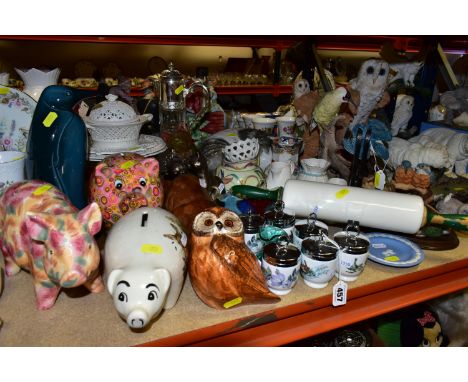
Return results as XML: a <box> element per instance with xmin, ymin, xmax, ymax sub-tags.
<box><xmin>104</xmin><ymin>207</ymin><xmax>187</xmax><ymax>330</ymax></box>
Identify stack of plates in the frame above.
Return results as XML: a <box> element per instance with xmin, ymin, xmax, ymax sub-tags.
<box><xmin>88</xmin><ymin>134</ymin><xmax>167</xmax><ymax>162</ymax></box>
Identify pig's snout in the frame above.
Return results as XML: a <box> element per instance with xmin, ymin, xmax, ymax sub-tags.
<box><xmin>60</xmin><ymin>270</ymin><xmax>87</xmax><ymax>287</ymax></box>
<box><xmin>127</xmin><ymin>309</ymin><xmax>149</xmax><ymax>329</ymax></box>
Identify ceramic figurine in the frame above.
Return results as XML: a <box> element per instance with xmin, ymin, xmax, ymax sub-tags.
<box><xmin>0</xmin><ymin>180</ymin><xmax>104</xmax><ymax>310</ymax></box>
<box><xmin>392</xmin><ymin>165</ymin><xmax>431</xmax><ymax>197</ymax></box>
<box><xmin>409</xmin><ymin>128</ymin><xmax>468</xmax><ymax>175</ymax></box>
<box><xmin>26</xmin><ymin>85</ymin><xmax>105</xmax><ymax>209</ymax></box>
<box><xmin>390</xmin><ymin>95</ymin><xmax>415</xmax><ymax>136</ymax></box>
<box><xmin>389</xmin><ymin>137</ymin><xmax>451</xmax><ymax>170</ymax></box>
<box><xmin>104</xmin><ymin>207</ymin><xmax>187</xmax><ymax>329</ymax></box>
<box><xmin>388</xmin><ymin>61</ymin><xmax>423</xmax><ymax>87</ymax></box>
<box><xmin>436</xmin><ymin>194</ymin><xmax>468</xmax><ymax>215</ymax></box>
<box><xmin>349</xmin><ymin>59</ymin><xmax>390</xmax><ymax>129</ymax></box>
<box><xmin>439</xmin><ymin>87</ymin><xmax>468</xmax><ymax>124</ymax></box>
<box><xmin>189</xmin><ymin>206</ymin><xmax>280</xmax><ymax>309</ymax></box>
<box><xmin>89</xmin><ymin>153</ymin><xmax>163</xmax><ymax>229</ymax></box>
<box><xmin>163</xmin><ymin>173</ymin><xmax>216</xmax><ymax>235</ymax></box>
<box><xmin>428</xmin><ymin>104</ymin><xmax>447</xmax><ymax>122</ymax></box>
<box><xmin>293</xmin><ymin>78</ymin><xmax>311</xmax><ymax>100</ymax></box>
<box><xmin>312</xmin><ymin>87</ymin><xmax>349</xmax><ymax>131</ymax></box>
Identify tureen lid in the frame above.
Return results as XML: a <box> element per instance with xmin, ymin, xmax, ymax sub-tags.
<box><xmin>87</xmin><ymin>94</ymin><xmax>139</xmax><ymax>124</ymax></box>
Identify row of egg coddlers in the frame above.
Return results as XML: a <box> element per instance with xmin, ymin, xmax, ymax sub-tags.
<box><xmin>0</xmin><ymin>149</ymin><xmax>372</xmax><ymax>331</ymax></box>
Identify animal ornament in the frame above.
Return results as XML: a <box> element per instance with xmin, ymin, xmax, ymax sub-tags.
<box><xmin>189</xmin><ymin>206</ymin><xmax>280</xmax><ymax>309</ymax></box>
<box><xmin>89</xmin><ymin>153</ymin><xmax>163</xmax><ymax>228</ymax></box>
<box><xmin>0</xmin><ymin>180</ymin><xmax>103</xmax><ymax>310</ymax></box>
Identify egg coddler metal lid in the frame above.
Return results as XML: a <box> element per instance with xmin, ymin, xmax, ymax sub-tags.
<box><xmin>263</xmin><ymin>236</ymin><xmax>300</xmax><ymax>267</ymax></box>
<box><xmin>264</xmin><ymin>201</ymin><xmax>295</xmax><ymax>228</ymax></box>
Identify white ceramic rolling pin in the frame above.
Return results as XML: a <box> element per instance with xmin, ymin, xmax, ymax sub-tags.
<box><xmin>282</xmin><ymin>180</ymin><xmax>424</xmax><ymax>234</ymax></box>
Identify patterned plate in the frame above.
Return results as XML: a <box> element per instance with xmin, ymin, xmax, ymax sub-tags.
<box><xmin>0</xmin><ymin>86</ymin><xmax>36</xmax><ymax>152</ymax></box>
<box><xmin>367</xmin><ymin>232</ymin><xmax>425</xmax><ymax>268</ymax></box>
<box><xmin>88</xmin><ymin>134</ymin><xmax>167</xmax><ymax>161</ymax></box>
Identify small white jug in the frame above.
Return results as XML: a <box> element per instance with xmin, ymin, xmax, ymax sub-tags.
<box><xmin>266</xmin><ymin>161</ymin><xmax>295</xmax><ymax>190</ymax></box>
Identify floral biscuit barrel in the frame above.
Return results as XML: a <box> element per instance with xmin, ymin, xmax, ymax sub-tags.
<box><xmin>89</xmin><ymin>153</ymin><xmax>163</xmax><ymax>228</ymax></box>
<box><xmin>0</xmin><ymin>180</ymin><xmax>104</xmax><ymax>310</ymax></box>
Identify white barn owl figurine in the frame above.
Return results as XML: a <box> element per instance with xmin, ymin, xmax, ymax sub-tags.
<box><xmin>390</xmin><ymin>94</ymin><xmax>415</xmax><ymax>136</ymax></box>
<box><xmin>349</xmin><ymin>59</ymin><xmax>390</xmax><ymax>129</ymax></box>
<box><xmin>293</xmin><ymin>78</ymin><xmax>310</xmax><ymax>100</ymax></box>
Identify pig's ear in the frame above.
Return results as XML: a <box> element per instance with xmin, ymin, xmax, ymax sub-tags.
<box><xmin>26</xmin><ymin>213</ymin><xmax>51</xmax><ymax>242</ymax></box>
<box><xmin>94</xmin><ymin>162</ymin><xmax>107</xmax><ymax>176</ymax></box>
<box><xmin>153</xmin><ymin>268</ymin><xmax>171</xmax><ymax>296</ymax></box>
<box><xmin>107</xmin><ymin>269</ymin><xmax>124</xmax><ymax>295</ymax></box>
<box><xmin>141</xmin><ymin>157</ymin><xmax>159</xmax><ymax>176</ymax></box>
<box><xmin>78</xmin><ymin>202</ymin><xmax>102</xmax><ymax>236</ymax></box>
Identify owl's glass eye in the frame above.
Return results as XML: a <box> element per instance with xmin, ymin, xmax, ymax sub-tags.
<box><xmin>224</xmin><ymin>219</ymin><xmax>234</xmax><ymax>228</ymax></box>
<box><xmin>379</xmin><ymin>68</ymin><xmax>386</xmax><ymax>76</ymax></box>
<box><xmin>204</xmin><ymin>219</ymin><xmax>214</xmax><ymax>226</ymax></box>
<box><xmin>139</xmin><ymin>177</ymin><xmax>147</xmax><ymax>187</ymax></box>
<box><xmin>366</xmin><ymin>66</ymin><xmax>374</xmax><ymax>74</ymax></box>
<box><xmin>115</xmin><ymin>179</ymin><xmax>123</xmax><ymax>189</ymax></box>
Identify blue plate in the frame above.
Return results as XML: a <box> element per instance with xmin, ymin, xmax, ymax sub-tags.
<box><xmin>367</xmin><ymin>233</ymin><xmax>425</xmax><ymax>268</ymax></box>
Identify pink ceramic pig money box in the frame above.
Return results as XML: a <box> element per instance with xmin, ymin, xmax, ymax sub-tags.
<box><xmin>104</xmin><ymin>207</ymin><xmax>187</xmax><ymax>330</ymax></box>
<box><xmin>89</xmin><ymin>153</ymin><xmax>163</xmax><ymax>228</ymax></box>
<box><xmin>0</xmin><ymin>180</ymin><xmax>104</xmax><ymax>310</ymax></box>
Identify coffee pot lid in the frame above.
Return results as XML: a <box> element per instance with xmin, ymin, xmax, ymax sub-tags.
<box><xmin>160</xmin><ymin>62</ymin><xmax>183</xmax><ymax>82</ymax></box>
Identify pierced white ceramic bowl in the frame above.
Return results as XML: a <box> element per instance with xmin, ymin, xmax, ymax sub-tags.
<box><xmin>83</xmin><ymin>94</ymin><xmax>153</xmax><ymax>151</ymax></box>
<box><xmin>222</xmin><ymin>137</ymin><xmax>260</xmax><ymax>163</ymax></box>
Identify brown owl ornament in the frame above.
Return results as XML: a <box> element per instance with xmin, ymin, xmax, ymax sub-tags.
<box><xmin>189</xmin><ymin>207</ymin><xmax>280</xmax><ymax>309</ymax></box>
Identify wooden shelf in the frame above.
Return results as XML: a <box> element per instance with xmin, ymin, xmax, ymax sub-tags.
<box><xmin>0</xmin><ymin>234</ymin><xmax>466</xmax><ymax>346</ymax></box>
<box><xmin>0</xmin><ymin>35</ymin><xmax>302</xmax><ymax>50</ymax></box>
<box><xmin>214</xmin><ymin>85</ymin><xmax>292</xmax><ymax>96</ymax></box>
<box><xmin>1</xmin><ymin>35</ymin><xmax>466</xmax><ymax>53</ymax></box>
<box><xmin>142</xmin><ymin>255</ymin><xmax>468</xmax><ymax>346</ymax></box>
<box><xmin>74</xmin><ymin>85</ymin><xmax>292</xmax><ymax>97</ymax></box>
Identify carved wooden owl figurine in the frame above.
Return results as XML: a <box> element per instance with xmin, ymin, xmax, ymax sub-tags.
<box><xmin>189</xmin><ymin>206</ymin><xmax>280</xmax><ymax>309</ymax></box>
